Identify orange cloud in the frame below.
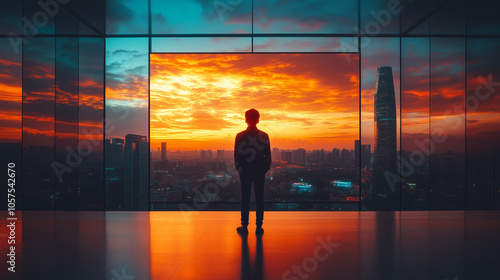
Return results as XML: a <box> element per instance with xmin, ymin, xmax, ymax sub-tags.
<box><xmin>150</xmin><ymin>54</ymin><xmax>359</xmax><ymax>151</ymax></box>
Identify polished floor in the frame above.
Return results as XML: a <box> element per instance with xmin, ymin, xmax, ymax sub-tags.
<box><xmin>1</xmin><ymin>211</ymin><xmax>500</xmax><ymax>280</ymax></box>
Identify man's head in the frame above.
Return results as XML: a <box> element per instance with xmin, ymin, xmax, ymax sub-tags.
<box><xmin>245</xmin><ymin>108</ymin><xmax>260</xmax><ymax>126</ymax></box>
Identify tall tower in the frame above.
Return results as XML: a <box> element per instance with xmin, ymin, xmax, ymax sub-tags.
<box><xmin>373</xmin><ymin>66</ymin><xmax>397</xmax><ymax>208</ymax></box>
<box><xmin>161</xmin><ymin>142</ymin><xmax>167</xmax><ymax>161</ymax></box>
<box><xmin>124</xmin><ymin>134</ymin><xmax>149</xmax><ymax>210</ymax></box>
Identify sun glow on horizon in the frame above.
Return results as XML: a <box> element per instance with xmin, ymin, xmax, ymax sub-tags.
<box><xmin>150</xmin><ymin>53</ymin><xmax>360</xmax><ymax>151</ymax></box>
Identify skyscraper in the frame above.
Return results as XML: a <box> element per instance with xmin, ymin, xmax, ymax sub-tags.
<box><xmin>124</xmin><ymin>134</ymin><xmax>149</xmax><ymax>210</ymax></box>
<box><xmin>161</xmin><ymin>142</ymin><xmax>167</xmax><ymax>161</ymax></box>
<box><xmin>217</xmin><ymin>150</ymin><xmax>224</xmax><ymax>161</ymax></box>
<box><xmin>292</xmin><ymin>148</ymin><xmax>306</xmax><ymax>165</ymax></box>
<box><xmin>373</xmin><ymin>66</ymin><xmax>398</xmax><ymax>208</ymax></box>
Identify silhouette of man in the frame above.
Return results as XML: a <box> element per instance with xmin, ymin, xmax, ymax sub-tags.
<box><xmin>234</xmin><ymin>109</ymin><xmax>271</xmax><ymax>235</ymax></box>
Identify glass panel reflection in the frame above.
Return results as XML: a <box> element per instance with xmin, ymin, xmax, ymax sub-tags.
<box><xmin>55</xmin><ymin>37</ymin><xmax>79</xmax><ymax>210</ymax></box>
<box><xmin>0</xmin><ymin>39</ymin><xmax>22</xmax><ymax>210</ymax></box>
<box><xmin>79</xmin><ymin>38</ymin><xmax>105</xmax><ymax>210</ymax></box>
<box><xmin>152</xmin><ymin>37</ymin><xmax>252</xmax><ymax>53</ymax></box>
<box><xmin>23</xmin><ymin>0</ymin><xmax>55</xmax><ymax>35</ymax></box>
<box><xmin>429</xmin><ymin>38</ymin><xmax>465</xmax><ymax>210</ymax></box>
<box><xmin>360</xmin><ymin>38</ymin><xmax>401</xmax><ymax>210</ymax></box>
<box><xmin>254</xmin><ymin>0</ymin><xmax>357</xmax><ymax>34</ymax></box>
<box><xmin>0</xmin><ymin>0</ymin><xmax>21</xmax><ymax>34</ymax></box>
<box><xmin>401</xmin><ymin>38</ymin><xmax>430</xmax><ymax>210</ymax></box>
<box><xmin>23</xmin><ymin>38</ymin><xmax>56</xmax><ymax>210</ymax></box>
<box><xmin>152</xmin><ymin>0</ymin><xmax>252</xmax><ymax>34</ymax></box>
<box><xmin>253</xmin><ymin>37</ymin><xmax>358</xmax><ymax>53</ymax></box>
<box><xmin>105</xmin><ymin>38</ymin><xmax>149</xmax><ymax>210</ymax></box>
<box><xmin>360</xmin><ymin>0</ymin><xmax>400</xmax><ymax>35</ymax></box>
<box><xmin>466</xmin><ymin>38</ymin><xmax>500</xmax><ymax>210</ymax></box>
<box><xmin>466</xmin><ymin>0</ymin><xmax>500</xmax><ymax>35</ymax></box>
<box><xmin>429</xmin><ymin>0</ymin><xmax>465</xmax><ymax>35</ymax></box>
<box><xmin>106</xmin><ymin>0</ymin><xmax>148</xmax><ymax>34</ymax></box>
<box><xmin>77</xmin><ymin>0</ymin><xmax>106</xmax><ymax>35</ymax></box>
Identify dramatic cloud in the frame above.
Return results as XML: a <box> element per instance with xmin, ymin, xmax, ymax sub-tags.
<box><xmin>150</xmin><ymin>53</ymin><xmax>360</xmax><ymax>151</ymax></box>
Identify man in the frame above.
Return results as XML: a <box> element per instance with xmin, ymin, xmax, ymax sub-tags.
<box><xmin>234</xmin><ymin>109</ymin><xmax>271</xmax><ymax>235</ymax></box>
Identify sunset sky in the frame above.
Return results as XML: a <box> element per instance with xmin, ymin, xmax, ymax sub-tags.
<box><xmin>150</xmin><ymin>53</ymin><xmax>359</xmax><ymax>151</ymax></box>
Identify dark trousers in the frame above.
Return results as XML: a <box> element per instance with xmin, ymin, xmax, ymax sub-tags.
<box><xmin>239</xmin><ymin>171</ymin><xmax>265</xmax><ymax>227</ymax></box>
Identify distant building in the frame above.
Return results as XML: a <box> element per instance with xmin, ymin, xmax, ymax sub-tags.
<box><xmin>272</xmin><ymin>148</ymin><xmax>280</xmax><ymax>161</ymax></box>
<box><xmin>340</xmin><ymin>148</ymin><xmax>352</xmax><ymax>167</ymax></box>
<box><xmin>281</xmin><ymin>150</ymin><xmax>292</xmax><ymax>163</ymax></box>
<box><xmin>292</xmin><ymin>148</ymin><xmax>306</xmax><ymax>165</ymax></box>
<box><xmin>332</xmin><ymin>148</ymin><xmax>340</xmax><ymax>167</ymax></box>
<box><xmin>161</xmin><ymin>142</ymin><xmax>167</xmax><ymax>161</ymax></box>
<box><xmin>217</xmin><ymin>150</ymin><xmax>224</xmax><ymax>161</ymax></box>
<box><xmin>312</xmin><ymin>149</ymin><xmax>326</xmax><ymax>164</ymax></box>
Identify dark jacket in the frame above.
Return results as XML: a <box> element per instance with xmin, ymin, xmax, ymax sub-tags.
<box><xmin>234</xmin><ymin>126</ymin><xmax>271</xmax><ymax>174</ymax></box>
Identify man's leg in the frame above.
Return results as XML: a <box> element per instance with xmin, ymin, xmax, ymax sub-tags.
<box><xmin>240</xmin><ymin>173</ymin><xmax>252</xmax><ymax>228</ymax></box>
<box><xmin>254</xmin><ymin>172</ymin><xmax>265</xmax><ymax>228</ymax></box>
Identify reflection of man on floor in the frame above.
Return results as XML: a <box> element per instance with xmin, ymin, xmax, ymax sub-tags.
<box><xmin>234</xmin><ymin>109</ymin><xmax>271</xmax><ymax>235</ymax></box>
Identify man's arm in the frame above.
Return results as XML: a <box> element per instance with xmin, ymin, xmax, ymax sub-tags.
<box><xmin>264</xmin><ymin>133</ymin><xmax>271</xmax><ymax>170</ymax></box>
<box><xmin>234</xmin><ymin>133</ymin><xmax>244</xmax><ymax>173</ymax></box>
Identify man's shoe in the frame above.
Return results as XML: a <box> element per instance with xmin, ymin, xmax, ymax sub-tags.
<box><xmin>255</xmin><ymin>226</ymin><xmax>264</xmax><ymax>235</ymax></box>
<box><xmin>236</xmin><ymin>226</ymin><xmax>248</xmax><ymax>234</ymax></box>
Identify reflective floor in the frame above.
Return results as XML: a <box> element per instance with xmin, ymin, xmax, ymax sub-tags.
<box><xmin>1</xmin><ymin>211</ymin><xmax>500</xmax><ymax>280</ymax></box>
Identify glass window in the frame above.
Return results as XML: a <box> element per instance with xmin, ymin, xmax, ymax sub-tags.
<box><xmin>429</xmin><ymin>38</ymin><xmax>465</xmax><ymax>210</ymax></box>
<box><xmin>253</xmin><ymin>37</ymin><xmax>358</xmax><ymax>53</ymax></box>
<box><xmin>400</xmin><ymin>0</ymin><xmax>429</xmax><ymax>35</ymax></box>
<box><xmin>254</xmin><ymin>0</ymin><xmax>358</xmax><ymax>34</ymax></box>
<box><xmin>23</xmin><ymin>38</ymin><xmax>56</xmax><ymax>210</ymax></box>
<box><xmin>150</xmin><ymin>53</ymin><xmax>360</xmax><ymax>210</ymax></box>
<box><xmin>152</xmin><ymin>0</ymin><xmax>252</xmax><ymax>34</ymax></box>
<box><xmin>0</xmin><ymin>0</ymin><xmax>22</xmax><ymax>35</ymax></box>
<box><xmin>55</xmin><ymin>37</ymin><xmax>79</xmax><ymax>210</ymax></box>
<box><xmin>360</xmin><ymin>37</ymin><xmax>401</xmax><ymax>210</ymax></box>
<box><xmin>106</xmin><ymin>0</ymin><xmax>149</xmax><ymax>34</ymax></box>
<box><xmin>152</xmin><ymin>37</ymin><xmax>252</xmax><ymax>53</ymax></box>
<box><xmin>0</xmin><ymin>38</ymin><xmax>22</xmax><ymax>210</ymax></box>
<box><xmin>360</xmin><ymin>0</ymin><xmax>400</xmax><ymax>35</ymax></box>
<box><xmin>79</xmin><ymin>38</ymin><xmax>105</xmax><ymax>210</ymax></box>
<box><xmin>105</xmin><ymin>38</ymin><xmax>149</xmax><ymax>210</ymax></box>
<box><xmin>466</xmin><ymin>38</ymin><xmax>500</xmax><ymax>210</ymax></box>
<box><xmin>23</xmin><ymin>0</ymin><xmax>55</xmax><ymax>35</ymax></box>
<box><xmin>466</xmin><ymin>0</ymin><xmax>500</xmax><ymax>35</ymax></box>
<box><xmin>77</xmin><ymin>0</ymin><xmax>106</xmax><ymax>35</ymax></box>
<box><xmin>429</xmin><ymin>0</ymin><xmax>465</xmax><ymax>35</ymax></box>
<box><xmin>401</xmin><ymin>38</ymin><xmax>430</xmax><ymax>210</ymax></box>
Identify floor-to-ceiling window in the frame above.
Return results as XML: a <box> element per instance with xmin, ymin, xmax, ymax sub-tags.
<box><xmin>0</xmin><ymin>0</ymin><xmax>498</xmax><ymax>211</ymax></box>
